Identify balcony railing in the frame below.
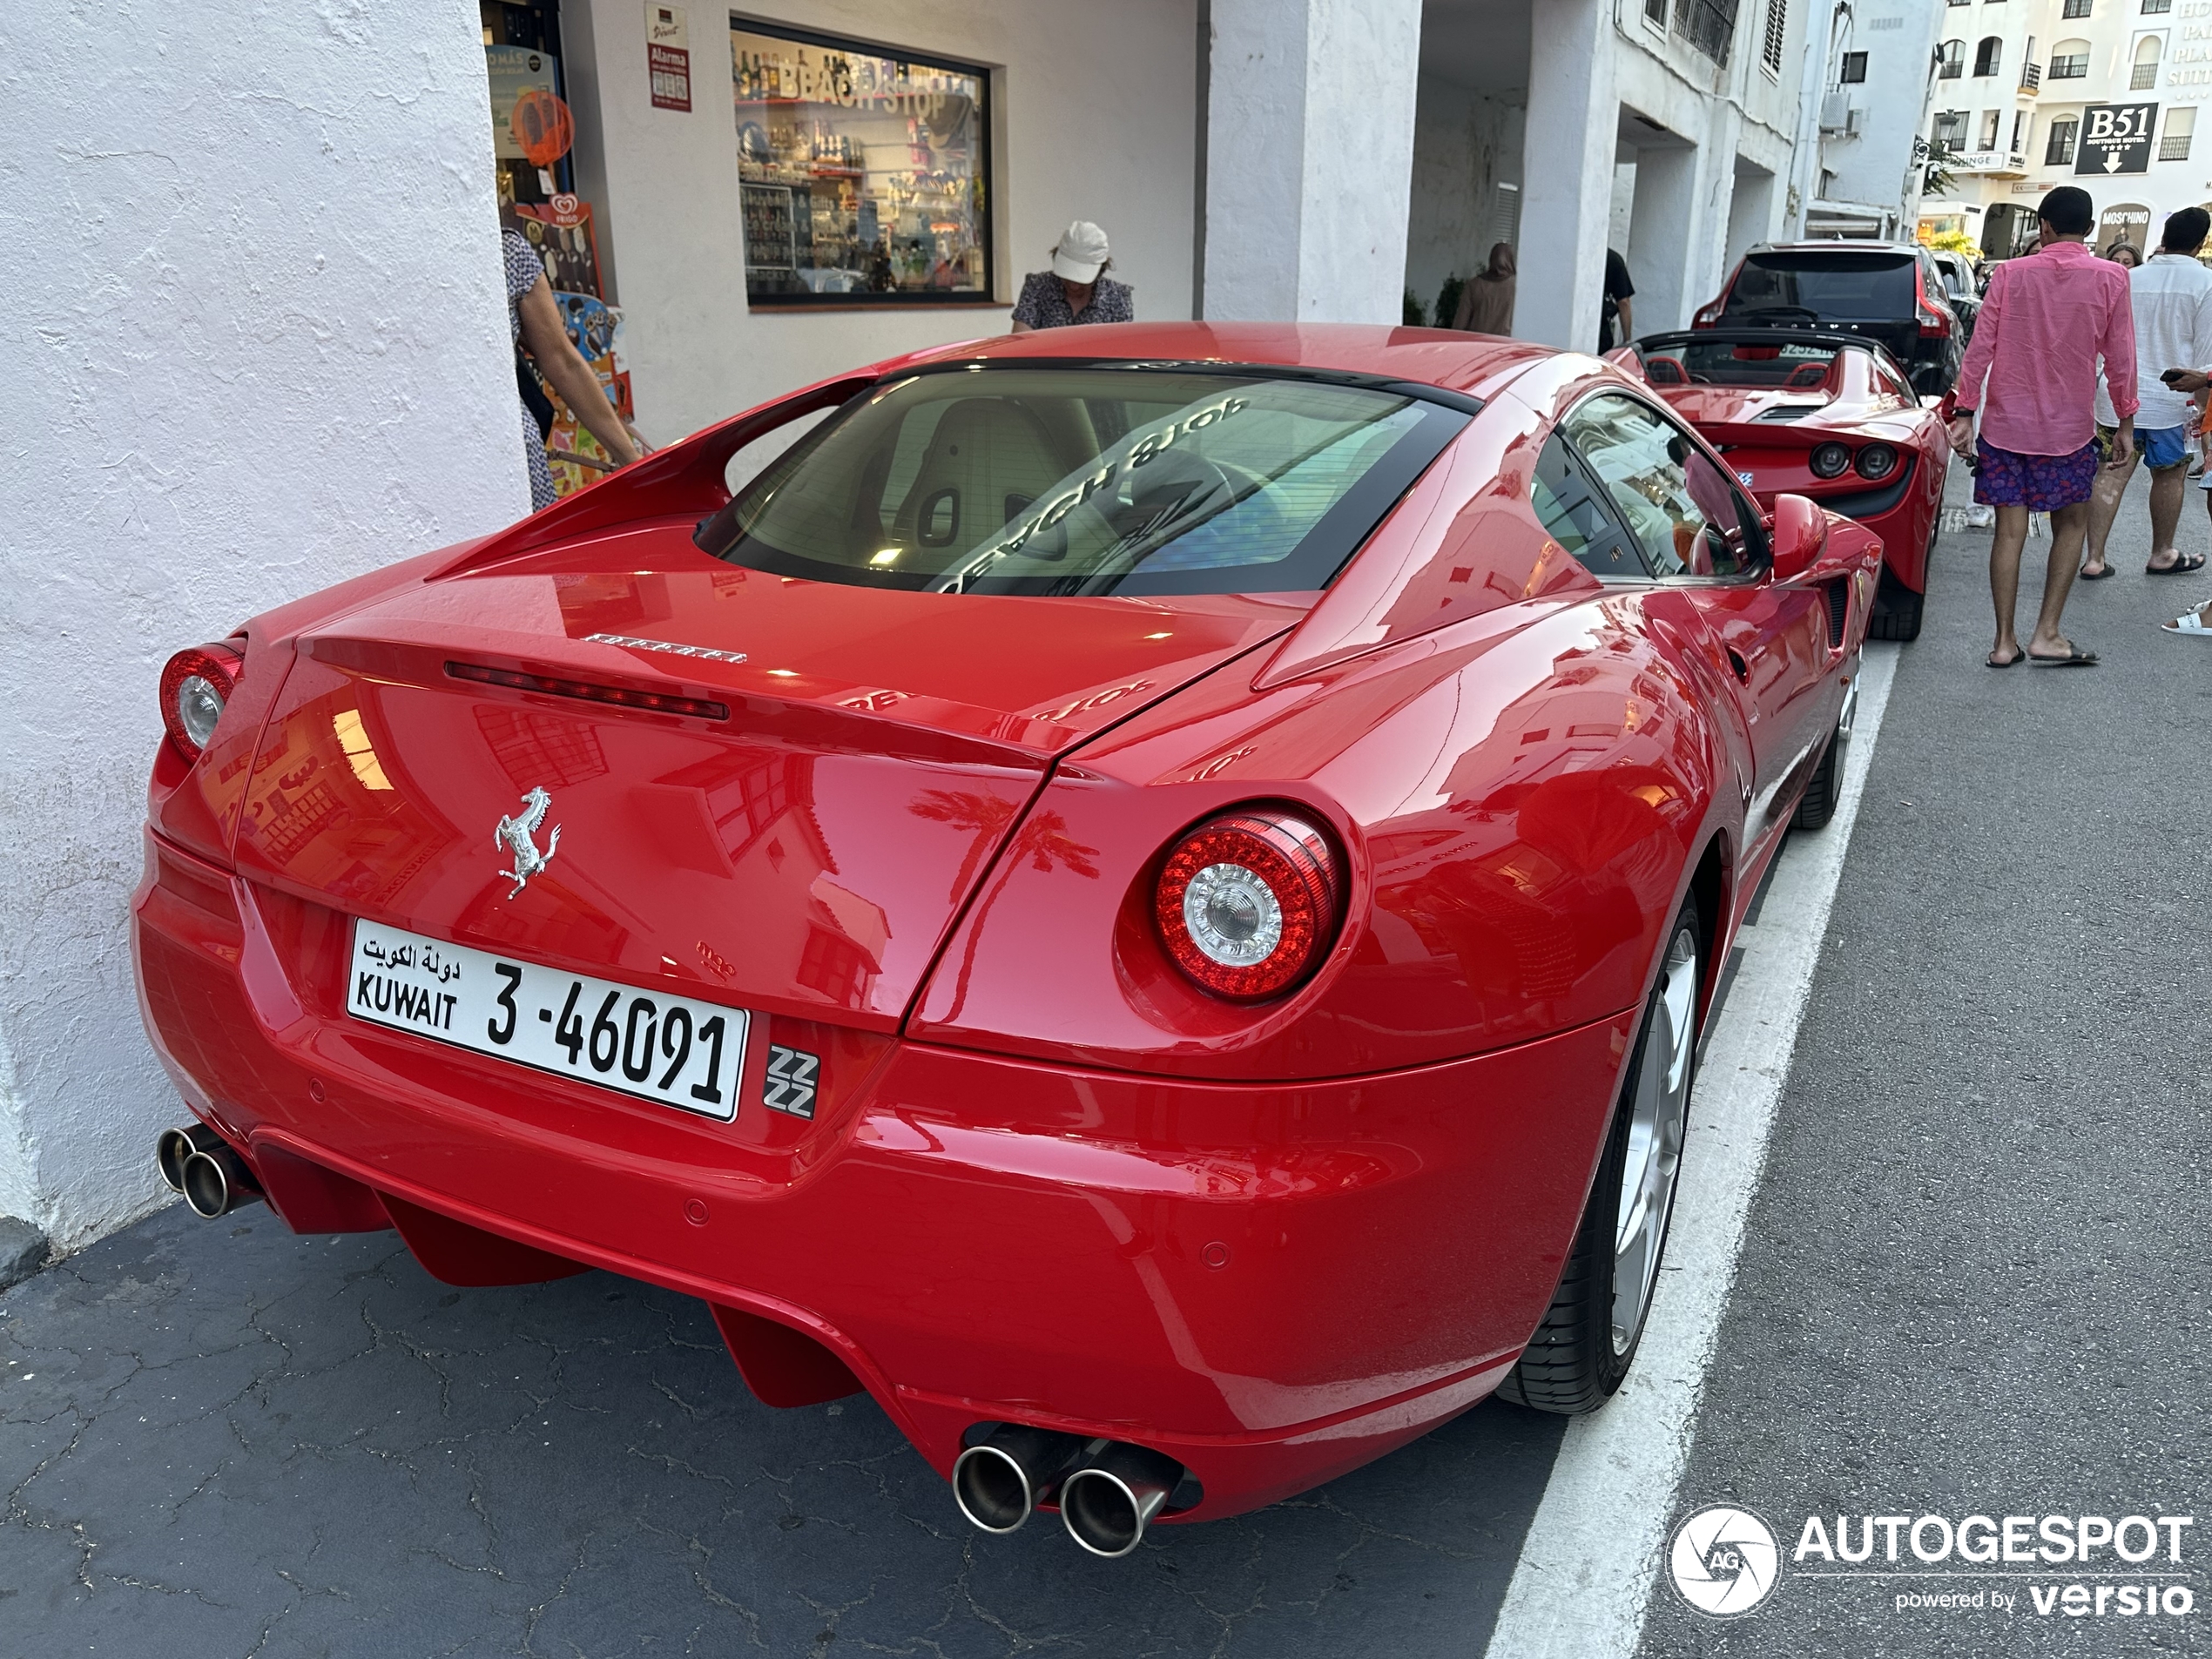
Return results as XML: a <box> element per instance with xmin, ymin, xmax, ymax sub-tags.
<box><xmin>2020</xmin><ymin>62</ymin><xmax>2042</xmax><ymax>91</ymax></box>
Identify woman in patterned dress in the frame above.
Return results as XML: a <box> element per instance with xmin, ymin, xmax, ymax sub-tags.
<box><xmin>1009</xmin><ymin>221</ymin><xmax>1133</xmax><ymax>333</ymax></box>
<box><xmin>504</xmin><ymin>227</ymin><xmax>644</xmax><ymax>510</ymax></box>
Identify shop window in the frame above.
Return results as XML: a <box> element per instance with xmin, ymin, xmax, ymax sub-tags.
<box><xmin>482</xmin><ymin>0</ymin><xmax>570</xmax><ymax>209</ymax></box>
<box><xmin>2162</xmin><ymin>105</ymin><xmax>2195</xmax><ymax>159</ymax></box>
<box><xmin>2046</xmin><ymin>116</ymin><xmax>2080</xmax><ymax>163</ymax></box>
<box><xmin>1840</xmin><ymin>51</ymin><xmax>1868</xmax><ymax>82</ymax></box>
<box><xmin>1973</xmin><ymin>36</ymin><xmax>2002</xmax><ymax>75</ymax></box>
<box><xmin>732</xmin><ymin>21</ymin><xmax>993</xmax><ymax>307</ymax></box>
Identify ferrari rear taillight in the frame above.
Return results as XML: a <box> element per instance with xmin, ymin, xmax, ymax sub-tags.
<box><xmin>1810</xmin><ymin>442</ymin><xmax>1853</xmax><ymax>479</ymax></box>
<box><xmin>1692</xmin><ymin>300</ymin><xmax>1724</xmax><ymax>329</ymax></box>
<box><xmin>159</xmin><ymin>643</ymin><xmax>244</xmax><ymax>762</ymax></box>
<box><xmin>1154</xmin><ymin>810</ymin><xmax>1343</xmax><ymax>1001</ymax></box>
<box><xmin>1855</xmin><ymin>443</ymin><xmax>1898</xmax><ymax>482</ymax></box>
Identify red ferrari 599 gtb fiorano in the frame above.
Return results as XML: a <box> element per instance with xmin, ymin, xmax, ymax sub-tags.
<box><xmin>135</xmin><ymin>324</ymin><xmax>1878</xmax><ymax>1556</ymax></box>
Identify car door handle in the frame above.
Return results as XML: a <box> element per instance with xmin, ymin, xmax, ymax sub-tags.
<box><xmin>1725</xmin><ymin>647</ymin><xmax>1750</xmax><ymax>683</ymax></box>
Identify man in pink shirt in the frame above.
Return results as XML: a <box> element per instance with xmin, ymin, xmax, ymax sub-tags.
<box><xmin>1947</xmin><ymin>186</ymin><xmax>2137</xmax><ymax>667</ymax></box>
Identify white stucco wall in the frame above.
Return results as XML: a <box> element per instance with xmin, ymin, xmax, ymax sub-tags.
<box><xmin>0</xmin><ymin>1</ymin><xmax>523</xmax><ymax>1246</ymax></box>
<box><xmin>563</xmin><ymin>0</ymin><xmax>1198</xmax><ymax>448</ymax></box>
<box><xmin>1204</xmin><ymin>0</ymin><xmax>1422</xmax><ymax>324</ymax></box>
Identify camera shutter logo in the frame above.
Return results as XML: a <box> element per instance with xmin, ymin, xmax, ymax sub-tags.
<box><xmin>1669</xmin><ymin>1506</ymin><xmax>1781</xmax><ymax>1616</ymax></box>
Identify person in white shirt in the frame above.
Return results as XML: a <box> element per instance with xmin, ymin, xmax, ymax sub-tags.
<box><xmin>2082</xmin><ymin>207</ymin><xmax>2212</xmax><ymax>578</ymax></box>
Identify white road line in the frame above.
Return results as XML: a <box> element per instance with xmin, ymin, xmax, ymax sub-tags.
<box><xmin>1480</xmin><ymin>643</ymin><xmax>1902</xmax><ymax>1659</ymax></box>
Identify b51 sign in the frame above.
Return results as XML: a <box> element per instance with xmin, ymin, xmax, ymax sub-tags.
<box><xmin>2075</xmin><ymin>103</ymin><xmax>2158</xmax><ymax>174</ymax></box>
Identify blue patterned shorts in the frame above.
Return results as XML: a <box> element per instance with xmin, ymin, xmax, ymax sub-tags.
<box><xmin>1973</xmin><ymin>438</ymin><xmax>2098</xmax><ymax>511</ymax></box>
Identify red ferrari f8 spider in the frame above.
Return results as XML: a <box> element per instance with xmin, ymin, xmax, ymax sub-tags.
<box><xmin>135</xmin><ymin>323</ymin><xmax>1878</xmax><ymax>1556</ymax></box>
<box><xmin>1619</xmin><ymin>328</ymin><xmax>1948</xmax><ymax>642</ymax></box>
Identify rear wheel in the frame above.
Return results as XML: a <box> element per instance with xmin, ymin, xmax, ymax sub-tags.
<box><xmin>1793</xmin><ymin>720</ymin><xmax>1844</xmax><ymax>831</ymax></box>
<box><xmin>1868</xmin><ymin>569</ymin><xmax>1924</xmax><ymax>642</ymax></box>
<box><xmin>1497</xmin><ymin>906</ymin><xmax>1701</xmax><ymax>1413</ymax></box>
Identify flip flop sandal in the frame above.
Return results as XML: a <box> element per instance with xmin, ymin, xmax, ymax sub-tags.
<box><xmin>2027</xmin><ymin>645</ymin><xmax>2099</xmax><ymax>666</ymax></box>
<box><xmin>1986</xmin><ymin>648</ymin><xmax>2028</xmax><ymax>667</ymax></box>
<box><xmin>2163</xmin><ymin>610</ymin><xmax>2212</xmax><ymax>636</ymax></box>
<box><xmin>2146</xmin><ymin>552</ymin><xmax>2208</xmax><ymax>575</ymax></box>
<box><xmin>2080</xmin><ymin>563</ymin><xmax>2117</xmax><ymax>580</ymax></box>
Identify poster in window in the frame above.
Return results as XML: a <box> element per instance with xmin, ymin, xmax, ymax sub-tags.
<box><xmin>731</xmin><ymin>22</ymin><xmax>992</xmax><ymax>305</ymax></box>
<box><xmin>742</xmin><ymin>184</ymin><xmax>798</xmax><ymax>275</ymax></box>
<box><xmin>485</xmin><ymin>46</ymin><xmax>557</xmax><ymax>161</ymax></box>
<box><xmin>2076</xmin><ymin>103</ymin><xmax>2158</xmax><ymax>173</ymax></box>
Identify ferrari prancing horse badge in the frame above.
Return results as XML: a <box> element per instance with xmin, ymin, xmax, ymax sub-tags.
<box><xmin>495</xmin><ymin>787</ymin><xmax>561</xmax><ymax>899</ymax></box>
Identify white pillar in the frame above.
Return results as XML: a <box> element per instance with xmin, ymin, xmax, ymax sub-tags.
<box><xmin>1627</xmin><ymin>145</ymin><xmax>1698</xmax><ymax>335</ymax></box>
<box><xmin>1514</xmin><ymin>0</ymin><xmax>1615</xmax><ymax>348</ymax></box>
<box><xmin>1726</xmin><ymin>160</ymin><xmax>1779</xmax><ymax>273</ymax></box>
<box><xmin>1204</xmin><ymin>0</ymin><xmax>1423</xmax><ymax>322</ymax></box>
<box><xmin>0</xmin><ymin>0</ymin><xmax>521</xmax><ymax>1249</ymax></box>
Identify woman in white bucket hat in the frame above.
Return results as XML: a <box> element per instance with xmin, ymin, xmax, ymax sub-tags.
<box><xmin>1011</xmin><ymin>220</ymin><xmax>1133</xmax><ymax>332</ymax></box>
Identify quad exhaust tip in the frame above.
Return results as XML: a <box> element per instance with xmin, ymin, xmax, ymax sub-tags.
<box><xmin>953</xmin><ymin>1425</ymin><xmax>1188</xmax><ymax>1556</ymax></box>
<box><xmin>156</xmin><ymin>1126</ymin><xmax>263</xmax><ymax>1220</ymax></box>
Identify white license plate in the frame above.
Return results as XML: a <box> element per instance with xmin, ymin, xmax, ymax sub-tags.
<box><xmin>347</xmin><ymin>921</ymin><xmax>746</xmax><ymax>1121</ymax></box>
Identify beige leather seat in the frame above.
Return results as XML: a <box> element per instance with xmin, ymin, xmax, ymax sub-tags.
<box><xmin>893</xmin><ymin>399</ymin><xmax>1070</xmax><ymax>549</ymax></box>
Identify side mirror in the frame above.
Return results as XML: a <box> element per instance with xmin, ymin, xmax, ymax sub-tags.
<box><xmin>1769</xmin><ymin>493</ymin><xmax>1827</xmax><ymax>583</ymax></box>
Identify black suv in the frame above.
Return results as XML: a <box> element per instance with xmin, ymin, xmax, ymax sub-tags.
<box><xmin>1693</xmin><ymin>242</ymin><xmax>1964</xmax><ymax>395</ymax></box>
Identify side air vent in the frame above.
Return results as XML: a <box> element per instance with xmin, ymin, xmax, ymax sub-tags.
<box><xmin>1820</xmin><ymin>578</ymin><xmax>1850</xmax><ymax>649</ymax></box>
<box><xmin>1753</xmin><ymin>404</ymin><xmax>1822</xmax><ymax>423</ymax></box>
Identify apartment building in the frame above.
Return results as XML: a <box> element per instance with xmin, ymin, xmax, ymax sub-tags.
<box><xmin>1923</xmin><ymin>0</ymin><xmax>2212</xmax><ymax>259</ymax></box>
<box><xmin>1804</xmin><ymin>1</ymin><xmax>1946</xmax><ymax>238</ymax></box>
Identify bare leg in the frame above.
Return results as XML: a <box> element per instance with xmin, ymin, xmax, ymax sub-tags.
<box><xmin>2027</xmin><ymin>499</ymin><xmax>2090</xmax><ymax>658</ymax></box>
<box><xmin>1988</xmin><ymin>505</ymin><xmax>2030</xmax><ymax>664</ymax></box>
<box><xmin>2147</xmin><ymin>462</ymin><xmax>2188</xmax><ymax>569</ymax></box>
<box><xmin>2082</xmin><ymin>448</ymin><xmax>2138</xmax><ymax>574</ymax></box>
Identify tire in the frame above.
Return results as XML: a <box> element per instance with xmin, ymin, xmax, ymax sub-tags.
<box><xmin>1868</xmin><ymin>576</ymin><xmax>1924</xmax><ymax>643</ymax></box>
<box><xmin>1792</xmin><ymin>722</ymin><xmax>1844</xmax><ymax>831</ymax></box>
<box><xmin>1496</xmin><ymin>904</ymin><xmax>1701</xmax><ymax>1414</ymax></box>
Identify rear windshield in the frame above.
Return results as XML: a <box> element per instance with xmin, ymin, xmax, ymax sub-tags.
<box><xmin>1723</xmin><ymin>253</ymin><xmax>1916</xmax><ymax>322</ymax></box>
<box><xmin>1635</xmin><ymin>337</ymin><xmax>1850</xmax><ymax>388</ymax></box>
<box><xmin>695</xmin><ymin>367</ymin><xmax>1470</xmax><ymax>597</ymax></box>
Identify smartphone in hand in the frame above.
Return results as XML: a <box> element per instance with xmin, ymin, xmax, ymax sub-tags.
<box><xmin>2161</xmin><ymin>368</ymin><xmax>2188</xmax><ymax>385</ymax></box>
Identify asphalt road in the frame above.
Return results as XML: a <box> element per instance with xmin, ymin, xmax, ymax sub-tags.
<box><xmin>2</xmin><ymin>465</ymin><xmax>2203</xmax><ymax>1658</ymax></box>
<box><xmin>1637</xmin><ymin>467</ymin><xmax>2212</xmax><ymax>1656</ymax></box>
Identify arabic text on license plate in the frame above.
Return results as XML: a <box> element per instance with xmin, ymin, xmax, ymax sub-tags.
<box><xmin>347</xmin><ymin>921</ymin><xmax>745</xmax><ymax>1121</ymax></box>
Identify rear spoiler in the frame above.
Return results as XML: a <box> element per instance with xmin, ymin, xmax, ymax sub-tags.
<box><xmin>1625</xmin><ymin>327</ymin><xmax>1914</xmax><ymax>385</ymax></box>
